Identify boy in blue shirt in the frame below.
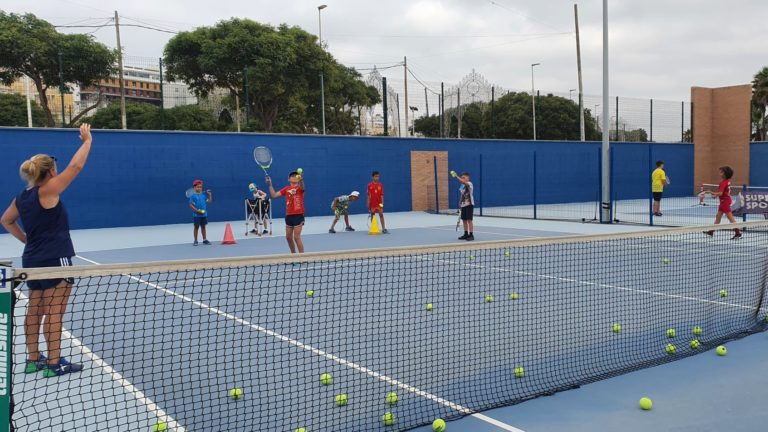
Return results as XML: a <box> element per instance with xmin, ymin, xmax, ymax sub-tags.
<box><xmin>189</xmin><ymin>179</ymin><xmax>213</xmax><ymax>245</ymax></box>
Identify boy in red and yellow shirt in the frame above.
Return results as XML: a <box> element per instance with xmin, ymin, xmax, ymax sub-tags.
<box><xmin>367</xmin><ymin>171</ymin><xmax>388</xmax><ymax>234</ymax></box>
<box><xmin>267</xmin><ymin>170</ymin><xmax>306</xmax><ymax>253</ymax></box>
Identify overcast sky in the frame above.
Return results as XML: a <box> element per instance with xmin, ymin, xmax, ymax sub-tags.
<box><xmin>4</xmin><ymin>0</ymin><xmax>765</xmax><ymax>102</ymax></box>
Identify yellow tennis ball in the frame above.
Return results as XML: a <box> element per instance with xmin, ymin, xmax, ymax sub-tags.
<box><xmin>690</xmin><ymin>339</ymin><xmax>701</xmax><ymax>349</ymax></box>
<box><xmin>382</xmin><ymin>412</ymin><xmax>395</xmax><ymax>426</ymax></box>
<box><xmin>426</xmin><ymin>303</ymin><xmax>433</xmax><ymax>311</ymax></box>
<box><xmin>306</xmin><ymin>290</ymin><xmax>314</xmax><ymax>298</ymax></box>
<box><xmin>379</xmin><ymin>203</ymin><xmax>384</xmax><ymax>208</ymax></box>
<box><xmin>612</xmin><ymin>323</ymin><xmax>622</xmax><ymax>333</ymax></box>
<box><xmin>229</xmin><ymin>387</ymin><xmax>243</xmax><ymax>400</ymax></box>
<box><xmin>693</xmin><ymin>326</ymin><xmax>702</xmax><ymax>336</ymax></box>
<box><xmin>320</xmin><ymin>373</ymin><xmax>332</xmax><ymax>385</ymax></box>
<box><xmin>719</xmin><ymin>289</ymin><xmax>727</xmax><ymax>298</ymax></box>
<box><xmin>665</xmin><ymin>343</ymin><xmax>676</xmax><ymax>354</ymax></box>
<box><xmin>295</xmin><ymin>428</ymin><xmax>306</xmax><ymax>432</ymax></box>
<box><xmin>666</xmin><ymin>328</ymin><xmax>676</xmax><ymax>338</ymax></box>
<box><xmin>639</xmin><ymin>397</ymin><xmax>652</xmax><ymax>410</ymax></box>
<box><xmin>514</xmin><ymin>366</ymin><xmax>524</xmax><ymax>378</ymax></box>
<box><xmin>504</xmin><ymin>250</ymin><xmax>510</xmax><ymax>257</ymax></box>
<box><xmin>297</xmin><ymin>168</ymin><xmax>303</xmax><ymax>174</ymax></box>
<box><xmin>485</xmin><ymin>295</ymin><xmax>494</xmax><ymax>303</ymax></box>
<box><xmin>385</xmin><ymin>392</ymin><xmax>398</xmax><ymax>405</ymax></box>
<box><xmin>432</xmin><ymin>419</ymin><xmax>446</xmax><ymax>432</ymax></box>
<box><xmin>510</xmin><ymin>293</ymin><xmax>519</xmax><ymax>300</ymax></box>
<box><xmin>152</xmin><ymin>422</ymin><xmax>168</xmax><ymax>432</ymax></box>
<box><xmin>716</xmin><ymin>345</ymin><xmax>727</xmax><ymax>356</ymax></box>
<box><xmin>335</xmin><ymin>394</ymin><xmax>348</xmax><ymax>406</ymax></box>
<box><xmin>663</xmin><ymin>257</ymin><xmax>670</xmax><ymax>265</ymax></box>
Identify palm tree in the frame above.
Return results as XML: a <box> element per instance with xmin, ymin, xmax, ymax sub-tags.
<box><xmin>752</xmin><ymin>67</ymin><xmax>768</xmax><ymax>141</ymax></box>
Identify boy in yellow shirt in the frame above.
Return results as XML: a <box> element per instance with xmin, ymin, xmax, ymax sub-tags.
<box><xmin>651</xmin><ymin>160</ymin><xmax>669</xmax><ymax>217</ymax></box>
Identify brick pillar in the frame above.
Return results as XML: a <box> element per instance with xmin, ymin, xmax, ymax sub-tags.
<box><xmin>691</xmin><ymin>85</ymin><xmax>751</xmax><ymax>191</ymax></box>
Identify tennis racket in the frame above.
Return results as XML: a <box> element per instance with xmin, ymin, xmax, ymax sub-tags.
<box><xmin>455</xmin><ymin>210</ymin><xmax>461</xmax><ymax>231</ymax></box>
<box><xmin>253</xmin><ymin>146</ymin><xmax>273</xmax><ymax>175</ymax></box>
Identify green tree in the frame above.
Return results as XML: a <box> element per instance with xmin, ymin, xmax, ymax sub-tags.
<box><xmin>0</xmin><ymin>93</ymin><xmax>47</xmax><ymax>127</ymax></box>
<box><xmin>165</xmin><ymin>105</ymin><xmax>219</xmax><ymax>131</ymax></box>
<box><xmin>0</xmin><ymin>12</ymin><xmax>116</xmax><ymax>127</ymax></box>
<box><xmin>80</xmin><ymin>101</ymin><xmax>160</xmax><ymax>130</ymax></box>
<box><xmin>752</xmin><ymin>67</ymin><xmax>768</xmax><ymax>141</ymax></box>
<box><xmin>163</xmin><ymin>18</ymin><xmax>379</xmax><ymax>133</ymax></box>
<box><xmin>413</xmin><ymin>114</ymin><xmax>440</xmax><ymax>137</ymax></box>
<box><xmin>490</xmin><ymin>92</ymin><xmax>600</xmax><ymax>140</ymax></box>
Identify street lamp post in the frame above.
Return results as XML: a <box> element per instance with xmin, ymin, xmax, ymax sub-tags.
<box><xmin>318</xmin><ymin>4</ymin><xmax>327</xmax><ymax>135</ymax></box>
<box><xmin>409</xmin><ymin>106</ymin><xmax>418</xmax><ymax>136</ymax></box>
<box><xmin>531</xmin><ymin>63</ymin><xmax>540</xmax><ymax>140</ymax></box>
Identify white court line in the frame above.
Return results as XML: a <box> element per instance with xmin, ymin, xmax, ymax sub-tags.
<box><xmin>14</xmin><ymin>287</ymin><xmax>185</xmax><ymax>432</ymax></box>
<box><xmin>77</xmin><ymin>254</ymin><xmax>524</xmax><ymax>432</ymax></box>
<box><xmin>421</xmin><ymin>256</ymin><xmax>758</xmax><ymax>312</ymax></box>
<box><xmin>426</xmin><ymin>227</ymin><xmax>543</xmax><ymax>239</ymax></box>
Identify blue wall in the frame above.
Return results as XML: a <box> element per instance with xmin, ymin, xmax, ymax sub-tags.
<box><xmin>0</xmin><ymin>127</ymin><xmax>694</xmax><ymax>229</ymax></box>
<box><xmin>751</xmin><ymin>142</ymin><xmax>768</xmax><ymax>186</ymax></box>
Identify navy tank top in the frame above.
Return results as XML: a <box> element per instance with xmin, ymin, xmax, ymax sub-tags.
<box><xmin>16</xmin><ymin>187</ymin><xmax>75</xmax><ymax>265</ymax></box>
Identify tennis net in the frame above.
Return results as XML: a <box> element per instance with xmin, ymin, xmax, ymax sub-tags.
<box><xmin>2</xmin><ymin>221</ymin><xmax>768</xmax><ymax>431</ymax></box>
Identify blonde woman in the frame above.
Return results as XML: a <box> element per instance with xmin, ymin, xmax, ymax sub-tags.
<box><xmin>1</xmin><ymin>124</ymin><xmax>92</xmax><ymax>377</ymax></box>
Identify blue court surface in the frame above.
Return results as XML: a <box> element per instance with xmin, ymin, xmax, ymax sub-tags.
<box><xmin>3</xmin><ymin>212</ymin><xmax>767</xmax><ymax>432</ymax></box>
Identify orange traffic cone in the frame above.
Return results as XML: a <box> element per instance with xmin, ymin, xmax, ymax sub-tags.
<box><xmin>222</xmin><ymin>223</ymin><xmax>237</xmax><ymax>245</ymax></box>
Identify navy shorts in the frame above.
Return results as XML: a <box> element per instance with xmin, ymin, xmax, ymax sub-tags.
<box><xmin>285</xmin><ymin>214</ymin><xmax>305</xmax><ymax>227</ymax></box>
<box><xmin>23</xmin><ymin>257</ymin><xmax>74</xmax><ymax>291</ymax></box>
<box><xmin>653</xmin><ymin>192</ymin><xmax>663</xmax><ymax>202</ymax></box>
<box><xmin>193</xmin><ymin>216</ymin><xmax>208</xmax><ymax>228</ymax></box>
<box><xmin>460</xmin><ymin>205</ymin><xmax>474</xmax><ymax>221</ymax></box>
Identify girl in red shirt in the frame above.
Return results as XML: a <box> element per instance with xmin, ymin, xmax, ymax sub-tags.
<box><xmin>267</xmin><ymin>171</ymin><xmax>306</xmax><ymax>253</ymax></box>
<box><xmin>705</xmin><ymin>166</ymin><xmax>741</xmax><ymax>239</ymax></box>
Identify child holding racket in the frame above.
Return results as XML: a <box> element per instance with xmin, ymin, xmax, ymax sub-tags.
<box><xmin>704</xmin><ymin>166</ymin><xmax>742</xmax><ymax>240</ymax></box>
<box><xmin>189</xmin><ymin>179</ymin><xmax>212</xmax><ymax>245</ymax></box>
<box><xmin>267</xmin><ymin>170</ymin><xmax>305</xmax><ymax>253</ymax></box>
<box><xmin>651</xmin><ymin>160</ymin><xmax>669</xmax><ymax>217</ymax></box>
<box><xmin>451</xmin><ymin>170</ymin><xmax>475</xmax><ymax>241</ymax></box>
<box><xmin>329</xmin><ymin>191</ymin><xmax>360</xmax><ymax>233</ymax></box>
<box><xmin>367</xmin><ymin>171</ymin><xmax>388</xmax><ymax>234</ymax></box>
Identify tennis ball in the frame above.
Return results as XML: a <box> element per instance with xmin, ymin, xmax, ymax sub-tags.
<box><xmin>320</xmin><ymin>373</ymin><xmax>332</xmax><ymax>385</ymax></box>
<box><xmin>380</xmin><ymin>203</ymin><xmax>384</xmax><ymax>208</ymax></box>
<box><xmin>504</xmin><ymin>250</ymin><xmax>510</xmax><ymax>257</ymax></box>
<box><xmin>666</xmin><ymin>328</ymin><xmax>676</xmax><ymax>338</ymax></box>
<box><xmin>152</xmin><ymin>422</ymin><xmax>168</xmax><ymax>432</ymax></box>
<box><xmin>639</xmin><ymin>397</ymin><xmax>652</xmax><ymax>410</ymax></box>
<box><xmin>432</xmin><ymin>418</ymin><xmax>446</xmax><ymax>432</ymax></box>
<box><xmin>335</xmin><ymin>394</ymin><xmax>348</xmax><ymax>407</ymax></box>
<box><xmin>306</xmin><ymin>290</ymin><xmax>314</xmax><ymax>298</ymax></box>
<box><xmin>716</xmin><ymin>345</ymin><xmax>727</xmax><ymax>356</ymax></box>
<box><xmin>229</xmin><ymin>387</ymin><xmax>243</xmax><ymax>400</ymax></box>
<box><xmin>385</xmin><ymin>391</ymin><xmax>398</xmax><ymax>405</ymax></box>
<box><xmin>612</xmin><ymin>324</ymin><xmax>622</xmax><ymax>333</ymax></box>
<box><xmin>382</xmin><ymin>412</ymin><xmax>395</xmax><ymax>426</ymax></box>
<box><xmin>514</xmin><ymin>367</ymin><xmax>524</xmax><ymax>378</ymax></box>
<box><xmin>510</xmin><ymin>293</ymin><xmax>519</xmax><ymax>300</ymax></box>
<box><xmin>485</xmin><ymin>295</ymin><xmax>494</xmax><ymax>303</ymax></box>
<box><xmin>426</xmin><ymin>303</ymin><xmax>433</xmax><ymax>311</ymax></box>
<box><xmin>469</xmin><ymin>255</ymin><xmax>476</xmax><ymax>261</ymax></box>
<box><xmin>690</xmin><ymin>339</ymin><xmax>701</xmax><ymax>349</ymax></box>
<box><xmin>295</xmin><ymin>429</ymin><xmax>306</xmax><ymax>432</ymax></box>
<box><xmin>665</xmin><ymin>343</ymin><xmax>676</xmax><ymax>354</ymax></box>
<box><xmin>719</xmin><ymin>289</ymin><xmax>727</xmax><ymax>298</ymax></box>
<box><xmin>663</xmin><ymin>257</ymin><xmax>670</xmax><ymax>265</ymax></box>
<box><xmin>297</xmin><ymin>168</ymin><xmax>303</xmax><ymax>174</ymax></box>
<box><xmin>693</xmin><ymin>326</ymin><xmax>702</xmax><ymax>336</ymax></box>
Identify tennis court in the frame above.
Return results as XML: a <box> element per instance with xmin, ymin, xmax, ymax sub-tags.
<box><xmin>3</xmin><ymin>214</ymin><xmax>767</xmax><ymax>431</ymax></box>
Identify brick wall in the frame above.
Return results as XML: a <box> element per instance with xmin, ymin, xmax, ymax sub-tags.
<box><xmin>410</xmin><ymin>151</ymin><xmax>448</xmax><ymax>211</ymax></box>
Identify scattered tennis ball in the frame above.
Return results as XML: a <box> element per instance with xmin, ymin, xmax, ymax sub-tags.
<box><xmin>510</xmin><ymin>292</ymin><xmax>519</xmax><ymax>300</ymax></box>
<box><xmin>229</xmin><ymin>387</ymin><xmax>243</xmax><ymax>400</ymax></box>
<box><xmin>426</xmin><ymin>303</ymin><xmax>433</xmax><ymax>311</ymax></box>
<box><xmin>385</xmin><ymin>391</ymin><xmax>398</xmax><ymax>405</ymax></box>
<box><xmin>514</xmin><ymin>366</ymin><xmax>524</xmax><ymax>378</ymax></box>
<box><xmin>432</xmin><ymin>418</ymin><xmax>446</xmax><ymax>432</ymax></box>
<box><xmin>335</xmin><ymin>394</ymin><xmax>348</xmax><ymax>406</ymax></box>
<box><xmin>719</xmin><ymin>289</ymin><xmax>728</xmax><ymax>298</ymax></box>
<box><xmin>382</xmin><ymin>412</ymin><xmax>395</xmax><ymax>426</ymax></box>
<box><xmin>639</xmin><ymin>397</ymin><xmax>652</xmax><ymax>410</ymax></box>
<box><xmin>297</xmin><ymin>168</ymin><xmax>303</xmax><ymax>174</ymax></box>
<box><xmin>663</xmin><ymin>257</ymin><xmax>670</xmax><ymax>265</ymax></box>
<box><xmin>504</xmin><ymin>250</ymin><xmax>510</xmax><ymax>257</ymax></box>
<box><xmin>690</xmin><ymin>339</ymin><xmax>701</xmax><ymax>349</ymax></box>
<box><xmin>612</xmin><ymin>323</ymin><xmax>622</xmax><ymax>333</ymax></box>
<box><xmin>152</xmin><ymin>422</ymin><xmax>168</xmax><ymax>432</ymax></box>
<box><xmin>320</xmin><ymin>373</ymin><xmax>332</xmax><ymax>385</ymax></box>
<box><xmin>469</xmin><ymin>255</ymin><xmax>476</xmax><ymax>261</ymax></box>
<box><xmin>666</xmin><ymin>328</ymin><xmax>676</xmax><ymax>338</ymax></box>
<box><xmin>306</xmin><ymin>290</ymin><xmax>314</xmax><ymax>298</ymax></box>
<box><xmin>485</xmin><ymin>295</ymin><xmax>494</xmax><ymax>303</ymax></box>
<box><xmin>693</xmin><ymin>326</ymin><xmax>702</xmax><ymax>336</ymax></box>
<box><xmin>295</xmin><ymin>428</ymin><xmax>306</xmax><ymax>432</ymax></box>
<box><xmin>716</xmin><ymin>345</ymin><xmax>727</xmax><ymax>356</ymax></box>
<box><xmin>665</xmin><ymin>343</ymin><xmax>676</xmax><ymax>354</ymax></box>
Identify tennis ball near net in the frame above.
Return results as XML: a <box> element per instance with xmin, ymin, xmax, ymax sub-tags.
<box><xmin>306</xmin><ymin>290</ymin><xmax>314</xmax><ymax>298</ymax></box>
<box><xmin>385</xmin><ymin>391</ymin><xmax>398</xmax><ymax>405</ymax></box>
<box><xmin>485</xmin><ymin>295</ymin><xmax>494</xmax><ymax>303</ymax></box>
<box><xmin>514</xmin><ymin>366</ymin><xmax>524</xmax><ymax>378</ymax></box>
<box><xmin>690</xmin><ymin>339</ymin><xmax>701</xmax><ymax>349</ymax></box>
<box><xmin>663</xmin><ymin>257</ymin><xmax>670</xmax><ymax>265</ymax></box>
<box><xmin>639</xmin><ymin>397</ymin><xmax>652</xmax><ymax>410</ymax></box>
<box><xmin>612</xmin><ymin>323</ymin><xmax>622</xmax><ymax>333</ymax></box>
<box><xmin>152</xmin><ymin>422</ymin><xmax>168</xmax><ymax>432</ymax></box>
<box><xmin>382</xmin><ymin>412</ymin><xmax>395</xmax><ymax>426</ymax></box>
<box><xmin>693</xmin><ymin>326</ymin><xmax>702</xmax><ymax>336</ymax></box>
<box><xmin>432</xmin><ymin>418</ymin><xmax>446</xmax><ymax>432</ymax></box>
<box><xmin>335</xmin><ymin>394</ymin><xmax>348</xmax><ymax>407</ymax></box>
<box><xmin>666</xmin><ymin>328</ymin><xmax>676</xmax><ymax>338</ymax></box>
<box><xmin>295</xmin><ymin>428</ymin><xmax>306</xmax><ymax>432</ymax></box>
<box><xmin>320</xmin><ymin>373</ymin><xmax>332</xmax><ymax>385</ymax></box>
<box><xmin>229</xmin><ymin>387</ymin><xmax>243</xmax><ymax>400</ymax></box>
<box><xmin>510</xmin><ymin>292</ymin><xmax>520</xmax><ymax>300</ymax></box>
<box><xmin>719</xmin><ymin>289</ymin><xmax>728</xmax><ymax>298</ymax></box>
<box><xmin>716</xmin><ymin>345</ymin><xmax>727</xmax><ymax>356</ymax></box>
<box><xmin>426</xmin><ymin>303</ymin><xmax>433</xmax><ymax>311</ymax></box>
<box><xmin>665</xmin><ymin>343</ymin><xmax>676</xmax><ymax>354</ymax></box>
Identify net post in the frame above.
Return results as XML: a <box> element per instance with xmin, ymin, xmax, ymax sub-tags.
<box><xmin>649</xmin><ymin>144</ymin><xmax>654</xmax><ymax>226</ymax></box>
<box><xmin>479</xmin><ymin>154</ymin><xmax>483</xmax><ymax>216</ymax></box>
<box><xmin>533</xmin><ymin>151</ymin><xmax>538</xmax><ymax>219</ymax></box>
<box><xmin>433</xmin><ymin>156</ymin><xmax>439</xmax><ymax>214</ymax></box>
<box><xmin>0</xmin><ymin>261</ymin><xmax>12</xmax><ymax>432</ymax></box>
<box><xmin>743</xmin><ymin>184</ymin><xmax>748</xmax><ymax>222</ymax></box>
<box><xmin>598</xmin><ymin>147</ymin><xmax>604</xmax><ymax>223</ymax></box>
